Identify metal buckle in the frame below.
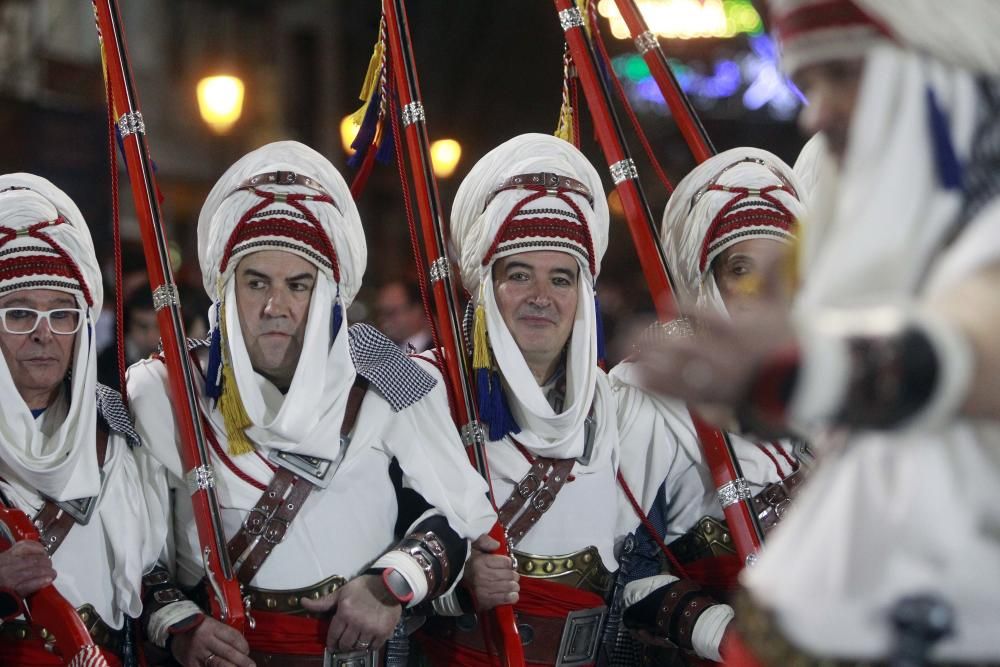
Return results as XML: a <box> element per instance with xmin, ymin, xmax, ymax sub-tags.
<box><xmin>268</xmin><ymin>450</ymin><xmax>335</xmax><ymax>489</ymax></box>
<box><xmin>323</xmin><ymin>647</ymin><xmax>381</xmax><ymax>667</ymax></box>
<box><xmin>52</xmin><ymin>495</ymin><xmax>98</xmax><ymax>525</ymax></box>
<box><xmin>517</xmin><ymin>473</ymin><xmax>541</xmax><ymax>498</ymax></box>
<box><xmin>530</xmin><ymin>488</ymin><xmax>556</xmax><ymax>513</ymax></box>
<box><xmin>555</xmin><ymin>606</ymin><xmax>607</xmax><ymax>667</ymax></box>
<box><xmin>243</xmin><ymin>507</ymin><xmax>290</xmax><ymax>544</ymax></box>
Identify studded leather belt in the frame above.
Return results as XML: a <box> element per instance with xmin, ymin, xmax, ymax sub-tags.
<box><xmin>514</xmin><ymin>544</ymin><xmax>614</xmax><ymax>599</ymax></box>
<box><xmin>0</xmin><ymin>604</ymin><xmax>122</xmax><ymax>655</ymax></box>
<box><xmin>670</xmin><ymin>470</ymin><xmax>806</xmax><ymax>564</ymax></box>
<box><xmin>243</xmin><ymin>573</ymin><xmax>347</xmax><ymax>614</ymax></box>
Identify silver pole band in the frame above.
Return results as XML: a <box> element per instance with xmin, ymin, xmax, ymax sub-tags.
<box><xmin>401</xmin><ymin>102</ymin><xmax>426</xmax><ymax>127</ymax></box>
<box><xmin>717</xmin><ymin>478</ymin><xmax>752</xmax><ymax>509</ymax></box>
<box><xmin>634</xmin><ymin>31</ymin><xmax>658</xmax><ymax>54</ymax></box>
<box><xmin>460</xmin><ymin>421</ymin><xmax>486</xmax><ymax>449</ymax></box>
<box><xmin>559</xmin><ymin>7</ymin><xmax>585</xmax><ymax>31</ymax></box>
<box><xmin>187</xmin><ymin>464</ymin><xmax>217</xmax><ymax>493</ymax></box>
<box><xmin>152</xmin><ymin>283</ymin><xmax>180</xmax><ymax>311</ymax></box>
<box><xmin>117</xmin><ymin>111</ymin><xmax>146</xmax><ymax>138</ymax></box>
<box><xmin>428</xmin><ymin>257</ymin><xmax>450</xmax><ymax>283</ymax></box>
<box><xmin>609</xmin><ymin>159</ymin><xmax>639</xmax><ymax>185</ymax></box>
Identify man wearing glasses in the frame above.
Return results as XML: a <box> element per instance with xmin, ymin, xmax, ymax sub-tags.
<box><xmin>0</xmin><ymin>173</ymin><xmax>166</xmax><ymax>666</ymax></box>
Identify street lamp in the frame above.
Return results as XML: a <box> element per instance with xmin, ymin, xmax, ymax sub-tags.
<box><xmin>197</xmin><ymin>75</ymin><xmax>245</xmax><ymax>134</ymax></box>
<box><xmin>430</xmin><ymin>139</ymin><xmax>462</xmax><ymax>178</ymax></box>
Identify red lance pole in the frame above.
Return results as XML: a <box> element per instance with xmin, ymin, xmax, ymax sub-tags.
<box><xmin>0</xmin><ymin>508</ymin><xmax>111</xmax><ymax>666</ymax></box>
<box><xmin>92</xmin><ymin>0</ymin><xmax>246</xmax><ymax>630</ymax></box>
<box><xmin>611</xmin><ymin>0</ymin><xmax>716</xmax><ymax>163</ymax></box>
<box><xmin>554</xmin><ymin>0</ymin><xmax>765</xmax><ymax>565</ymax></box>
<box><xmin>381</xmin><ymin>0</ymin><xmax>525</xmax><ymax>664</ymax></box>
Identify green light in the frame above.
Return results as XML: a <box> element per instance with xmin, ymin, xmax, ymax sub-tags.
<box><xmin>724</xmin><ymin>0</ymin><xmax>763</xmax><ymax>36</ymax></box>
<box><xmin>623</xmin><ymin>55</ymin><xmax>650</xmax><ymax>81</ymax></box>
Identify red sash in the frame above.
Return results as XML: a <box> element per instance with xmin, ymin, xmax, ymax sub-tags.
<box><xmin>721</xmin><ymin>630</ymin><xmax>766</xmax><ymax>667</ymax></box>
<box><xmin>682</xmin><ymin>553</ymin><xmax>743</xmax><ymax>598</ymax></box>
<box><xmin>0</xmin><ymin>638</ymin><xmax>122</xmax><ymax>667</ymax></box>
<box><xmin>245</xmin><ymin>610</ymin><xmax>328</xmax><ymax>656</ymax></box>
<box><xmin>417</xmin><ymin>577</ymin><xmax>605</xmax><ymax>667</ymax></box>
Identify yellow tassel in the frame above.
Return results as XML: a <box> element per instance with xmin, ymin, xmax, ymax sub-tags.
<box><xmin>347</xmin><ymin>38</ymin><xmax>384</xmax><ymax>125</ymax></box>
<box><xmin>472</xmin><ymin>295</ymin><xmax>490</xmax><ymax>371</ymax></box>
<box><xmin>554</xmin><ymin>101</ymin><xmax>575</xmax><ymax>143</ymax></box>
<box><xmin>218</xmin><ymin>302</ymin><xmax>255</xmax><ymax>456</ymax></box>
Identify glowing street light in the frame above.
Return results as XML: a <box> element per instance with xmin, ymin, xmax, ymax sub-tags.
<box><xmin>340</xmin><ymin>115</ymin><xmax>359</xmax><ymax>155</ymax></box>
<box><xmin>197</xmin><ymin>75</ymin><xmax>245</xmax><ymax>134</ymax></box>
<box><xmin>430</xmin><ymin>139</ymin><xmax>462</xmax><ymax>178</ymax></box>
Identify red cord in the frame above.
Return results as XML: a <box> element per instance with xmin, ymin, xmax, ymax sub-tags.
<box><xmin>104</xmin><ymin>65</ymin><xmax>128</xmax><ymax>404</ymax></box>
<box><xmin>589</xmin><ymin>2</ymin><xmax>674</xmax><ymax>195</ymax></box>
<box><xmin>616</xmin><ymin>471</ymin><xmax>690</xmax><ymax>579</ymax></box>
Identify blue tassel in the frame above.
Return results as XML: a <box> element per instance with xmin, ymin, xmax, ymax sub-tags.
<box><xmin>476</xmin><ymin>368</ymin><xmax>520</xmax><ymax>441</ymax></box>
<box><xmin>375</xmin><ymin>114</ymin><xmax>395</xmax><ymax>165</ymax></box>
<box><xmin>347</xmin><ymin>88</ymin><xmax>383</xmax><ymax>169</ymax></box>
<box><xmin>205</xmin><ymin>320</ymin><xmax>223</xmax><ymax>399</ymax></box>
<box><xmin>331</xmin><ymin>299</ymin><xmax>343</xmax><ymax>342</ymax></box>
<box><xmin>926</xmin><ymin>86</ymin><xmax>964</xmax><ymax>190</ymax></box>
<box><xmin>594</xmin><ymin>294</ymin><xmax>607</xmax><ymax>368</ymax></box>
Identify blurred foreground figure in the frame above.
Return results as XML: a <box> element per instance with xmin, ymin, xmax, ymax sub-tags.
<box><xmin>635</xmin><ymin>1</ymin><xmax>1000</xmax><ymax>664</ymax></box>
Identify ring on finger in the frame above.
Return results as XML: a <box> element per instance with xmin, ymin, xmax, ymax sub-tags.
<box><xmin>355</xmin><ymin>639</ymin><xmax>371</xmax><ymax>650</ymax></box>
<box><xmin>204</xmin><ymin>654</ymin><xmax>217</xmax><ymax>667</ymax></box>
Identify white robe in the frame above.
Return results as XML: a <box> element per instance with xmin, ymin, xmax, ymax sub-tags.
<box><xmin>0</xmin><ymin>429</ymin><xmax>166</xmax><ymax>630</ymax></box>
<box><xmin>743</xmin><ymin>201</ymin><xmax>1000</xmax><ymax>661</ymax></box>
<box><xmin>611</xmin><ymin>362</ymin><xmax>799</xmax><ymax>543</ymax></box>
<box><xmin>127</xmin><ymin>353</ymin><xmax>495</xmax><ymax>592</ymax></box>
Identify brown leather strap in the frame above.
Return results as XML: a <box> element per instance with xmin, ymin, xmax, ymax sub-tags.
<box><xmin>225</xmin><ymin>379</ymin><xmax>368</xmax><ymax>585</ymax></box>
<box><xmin>497</xmin><ymin>457</ymin><xmax>575</xmax><ymax>546</ymax></box>
<box><xmin>653</xmin><ymin>579</ymin><xmax>714</xmax><ymax>652</ymax></box>
<box><xmin>486</xmin><ymin>171</ymin><xmax>595</xmax><ymax>209</ymax></box>
<box><xmin>32</xmin><ymin>426</ymin><xmax>111</xmax><ymax>556</ymax></box>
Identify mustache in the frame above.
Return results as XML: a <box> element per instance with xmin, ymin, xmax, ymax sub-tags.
<box><xmin>516</xmin><ymin>304</ymin><xmax>556</xmax><ymax>322</ymax></box>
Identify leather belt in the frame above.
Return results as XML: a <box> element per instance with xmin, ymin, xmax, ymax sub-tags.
<box><xmin>244</xmin><ymin>574</ymin><xmax>347</xmax><ymax>614</ymax></box>
<box><xmin>422</xmin><ymin>605</ymin><xmax>606</xmax><ymax>666</ymax></box>
<box><xmin>670</xmin><ymin>470</ymin><xmax>806</xmax><ymax>564</ymax></box>
<box><xmin>0</xmin><ymin>604</ymin><xmax>122</xmax><ymax>655</ymax></box>
<box><xmin>514</xmin><ymin>545</ymin><xmax>614</xmax><ymax>599</ymax></box>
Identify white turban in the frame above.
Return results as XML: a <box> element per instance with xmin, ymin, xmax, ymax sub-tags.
<box><xmin>769</xmin><ymin>3</ymin><xmax>1000</xmax><ymax>310</ymax></box>
<box><xmin>0</xmin><ymin>174</ymin><xmax>102</xmax><ymax>500</ymax></box>
<box><xmin>198</xmin><ymin>140</ymin><xmax>366</xmax><ymax>307</ymax></box>
<box><xmin>660</xmin><ymin>147</ymin><xmax>805</xmax><ymax>318</ymax></box>
<box><xmin>770</xmin><ymin>0</ymin><xmax>1000</xmax><ymax>77</ymax></box>
<box><xmin>450</xmin><ymin>133</ymin><xmax>613</xmax><ymax>462</ymax></box>
<box><xmin>197</xmin><ymin>142</ymin><xmax>365</xmax><ymax>459</ymax></box>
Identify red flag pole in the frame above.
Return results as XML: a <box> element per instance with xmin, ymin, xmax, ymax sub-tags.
<box><xmin>91</xmin><ymin>0</ymin><xmax>246</xmax><ymax>630</ymax></box>
<box><xmin>554</xmin><ymin>0</ymin><xmax>765</xmax><ymax>564</ymax></box>
<box><xmin>612</xmin><ymin>0</ymin><xmax>716</xmax><ymax>163</ymax></box>
<box><xmin>381</xmin><ymin>0</ymin><xmax>525</xmax><ymax>664</ymax></box>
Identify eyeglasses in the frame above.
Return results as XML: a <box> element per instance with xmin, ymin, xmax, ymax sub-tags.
<box><xmin>0</xmin><ymin>307</ymin><xmax>86</xmax><ymax>335</ymax></box>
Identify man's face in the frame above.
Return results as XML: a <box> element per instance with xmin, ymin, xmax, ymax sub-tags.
<box><xmin>793</xmin><ymin>58</ymin><xmax>865</xmax><ymax>164</ymax></box>
<box><xmin>376</xmin><ymin>283</ymin><xmax>424</xmax><ymax>345</ymax></box>
<box><xmin>127</xmin><ymin>308</ymin><xmax>160</xmax><ymax>361</ymax></box>
<box><xmin>712</xmin><ymin>238</ymin><xmax>793</xmax><ymax>320</ymax></box>
<box><xmin>492</xmin><ymin>251</ymin><xmax>579</xmax><ymax>375</ymax></box>
<box><xmin>234</xmin><ymin>250</ymin><xmax>316</xmax><ymax>391</ymax></box>
<box><xmin>0</xmin><ymin>289</ymin><xmax>78</xmax><ymax>409</ymax></box>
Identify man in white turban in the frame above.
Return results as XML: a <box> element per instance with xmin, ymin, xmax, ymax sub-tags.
<box><xmin>0</xmin><ymin>174</ymin><xmax>165</xmax><ymax>666</ymax></box>
<box><xmin>636</xmin><ymin>1</ymin><xmax>1000</xmax><ymax>664</ymax></box>
<box><xmin>610</xmin><ymin>147</ymin><xmax>809</xmax><ymax>664</ymax></box>
<box><xmin>415</xmin><ymin>133</ymin><xmax>631</xmax><ymax>667</ymax></box>
<box><xmin>128</xmin><ymin>141</ymin><xmax>495</xmax><ymax>666</ymax></box>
